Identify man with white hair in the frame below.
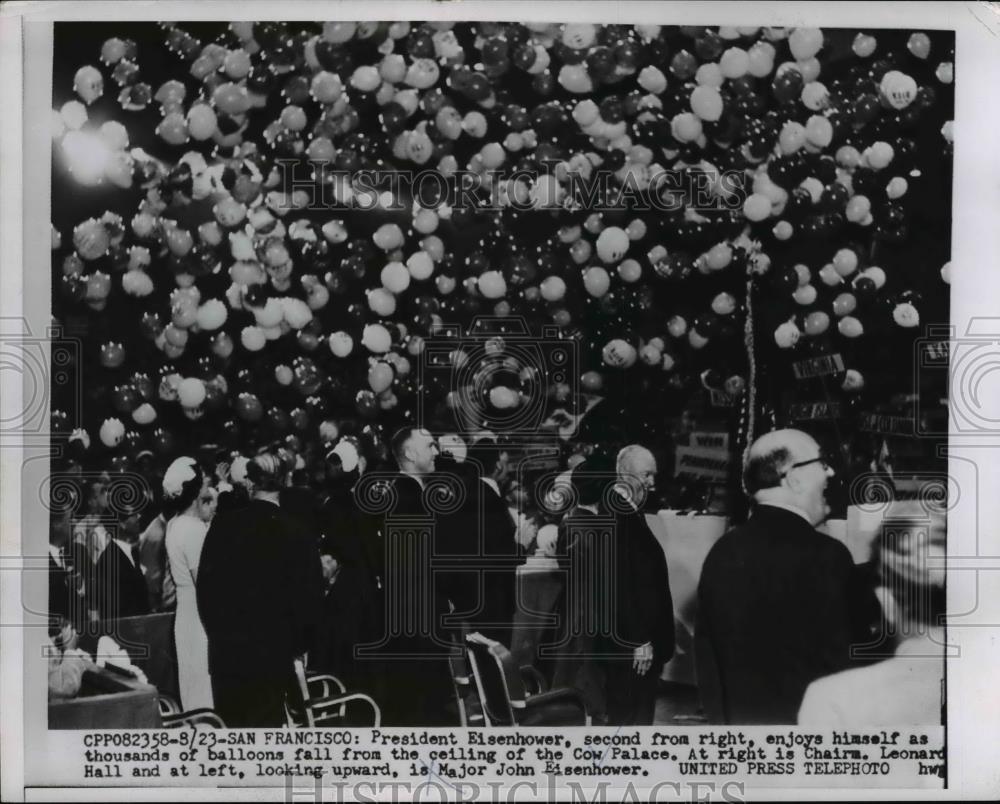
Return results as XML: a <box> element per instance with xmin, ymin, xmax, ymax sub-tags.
<box><xmin>696</xmin><ymin>429</ymin><xmax>879</xmax><ymax>724</ymax></box>
<box><xmin>602</xmin><ymin>444</ymin><xmax>675</xmax><ymax>725</ymax></box>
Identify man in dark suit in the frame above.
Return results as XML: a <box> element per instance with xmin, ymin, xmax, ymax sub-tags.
<box><xmin>91</xmin><ymin>524</ymin><xmax>150</xmax><ymax>623</ymax></box>
<box><xmin>602</xmin><ymin>445</ymin><xmax>675</xmax><ymax>726</ymax></box>
<box><xmin>696</xmin><ymin>428</ymin><xmax>880</xmax><ymax>724</ymax></box>
<box><xmin>48</xmin><ymin>509</ymin><xmax>76</xmax><ymax>634</ymax></box>
<box><xmin>197</xmin><ymin>453</ymin><xmax>324</xmax><ymax>728</ymax></box>
<box><xmin>439</xmin><ymin>434</ymin><xmax>519</xmax><ymax>647</ymax></box>
<box><xmin>371</xmin><ymin>427</ymin><xmax>458</xmax><ymax>726</ymax></box>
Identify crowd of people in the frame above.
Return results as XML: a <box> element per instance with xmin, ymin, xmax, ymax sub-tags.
<box><xmin>47</xmin><ymin>426</ymin><xmax>945</xmax><ymax>729</ymax></box>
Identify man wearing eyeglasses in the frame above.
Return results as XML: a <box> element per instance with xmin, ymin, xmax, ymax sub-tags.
<box><xmin>695</xmin><ymin>429</ymin><xmax>879</xmax><ymax>724</ymax></box>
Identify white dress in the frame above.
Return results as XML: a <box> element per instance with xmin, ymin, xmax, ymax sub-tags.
<box><xmin>165</xmin><ymin>514</ymin><xmax>213</xmax><ymax>711</ymax></box>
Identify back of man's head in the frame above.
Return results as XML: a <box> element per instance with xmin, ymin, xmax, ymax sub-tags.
<box><xmin>390</xmin><ymin>426</ymin><xmax>419</xmax><ymax>468</ymax></box>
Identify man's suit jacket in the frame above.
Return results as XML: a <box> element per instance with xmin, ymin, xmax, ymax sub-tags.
<box><xmin>197</xmin><ymin>499</ymin><xmax>324</xmax><ymax>681</ymax></box>
<box><xmin>48</xmin><ymin>551</ymin><xmax>72</xmax><ymax>630</ymax></box>
<box><xmin>435</xmin><ymin>459</ymin><xmax>518</xmax><ymax>643</ymax></box>
<box><xmin>92</xmin><ymin>540</ymin><xmax>150</xmax><ymax>622</ymax></box>
<box><xmin>607</xmin><ymin>498</ymin><xmax>675</xmax><ymax>667</ymax></box>
<box><xmin>696</xmin><ymin>504</ymin><xmax>879</xmax><ymax>724</ymax></box>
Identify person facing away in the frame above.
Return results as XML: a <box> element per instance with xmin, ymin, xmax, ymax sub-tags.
<box><xmin>161</xmin><ymin>457</ymin><xmax>214</xmax><ymax>712</ymax></box>
<box><xmin>696</xmin><ymin>428</ymin><xmax>880</xmax><ymax>725</ymax></box>
<box><xmin>196</xmin><ymin>453</ymin><xmax>324</xmax><ymax>728</ymax></box>
<box><xmin>798</xmin><ymin>501</ymin><xmax>947</xmax><ymax>727</ymax></box>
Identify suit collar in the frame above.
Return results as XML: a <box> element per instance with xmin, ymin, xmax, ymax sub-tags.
<box><xmin>755</xmin><ymin>502</ymin><xmax>816</xmax><ymax>528</ymax></box>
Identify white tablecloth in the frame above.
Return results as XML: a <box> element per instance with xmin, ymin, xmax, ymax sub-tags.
<box><xmin>648</xmin><ymin>511</ymin><xmax>728</xmax><ymax>684</ymax></box>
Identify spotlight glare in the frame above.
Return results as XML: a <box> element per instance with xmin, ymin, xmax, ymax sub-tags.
<box><xmin>62</xmin><ymin>129</ymin><xmax>112</xmax><ymax>186</ymax></box>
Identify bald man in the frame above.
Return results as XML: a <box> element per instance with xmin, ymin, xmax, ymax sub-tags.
<box><xmin>600</xmin><ymin>445</ymin><xmax>675</xmax><ymax>726</ymax></box>
<box><xmin>696</xmin><ymin>429</ymin><xmax>879</xmax><ymax>724</ymax></box>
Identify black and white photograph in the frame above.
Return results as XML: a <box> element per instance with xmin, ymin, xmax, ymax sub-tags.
<box><xmin>2</xmin><ymin>1</ymin><xmax>999</xmax><ymax>801</ymax></box>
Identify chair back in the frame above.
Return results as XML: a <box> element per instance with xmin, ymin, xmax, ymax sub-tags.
<box><xmin>446</xmin><ymin>624</ymin><xmax>482</xmax><ymax>726</ymax></box>
<box><xmin>465</xmin><ymin>632</ymin><xmax>527</xmax><ymax>726</ymax></box>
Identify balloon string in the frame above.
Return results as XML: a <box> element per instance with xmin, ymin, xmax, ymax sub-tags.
<box><xmin>740</xmin><ymin>270</ymin><xmax>757</xmax><ymax>497</ymax></box>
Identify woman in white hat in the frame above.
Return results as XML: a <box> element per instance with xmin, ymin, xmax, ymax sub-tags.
<box><xmin>162</xmin><ymin>457</ymin><xmax>214</xmax><ymax>712</ymax></box>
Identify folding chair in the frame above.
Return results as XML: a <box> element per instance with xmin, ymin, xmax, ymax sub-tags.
<box><xmin>465</xmin><ymin>632</ymin><xmax>590</xmax><ymax>726</ymax></box>
<box><xmin>285</xmin><ymin>658</ymin><xmax>381</xmax><ymax>727</ymax></box>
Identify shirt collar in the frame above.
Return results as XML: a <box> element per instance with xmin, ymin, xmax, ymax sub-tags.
<box><xmin>481</xmin><ymin>477</ymin><xmax>500</xmax><ymax>496</ymax></box>
<box><xmin>757</xmin><ymin>501</ymin><xmax>815</xmax><ymax>527</ymax></box>
<box><xmin>113</xmin><ymin>538</ymin><xmax>137</xmax><ymax>568</ymax></box>
<box><xmin>49</xmin><ymin>544</ymin><xmax>64</xmax><ymax>567</ymax></box>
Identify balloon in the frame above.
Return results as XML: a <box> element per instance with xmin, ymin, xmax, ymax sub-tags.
<box><xmin>720</xmin><ymin>47</ymin><xmax>750</xmax><ymax>79</ymax></box>
<box><xmin>793</xmin><ymin>284</ymin><xmax>817</xmax><ymax>305</ymax></box>
<box><xmin>670</xmin><ymin>112</ymin><xmax>702</xmax><ymax>142</ymax></box>
<box><xmin>617</xmin><ymin>259</ymin><xmax>642</xmax><ymax>283</ymax></box>
<box><xmin>747</xmin><ymin>42</ymin><xmax>775</xmax><ymax>77</ymax></box>
<box><xmin>595</xmin><ymin>227</ymin><xmax>629</xmax><ymax>263</ymax></box>
<box><xmin>99</xmin><ymin>418</ymin><xmax>125</xmax><ymax>448</ymax></box>
<box><xmin>832</xmin><ymin>248</ymin><xmax>859</xmax><ymax>276</ymax></box>
<box><xmin>367</xmin><ymin>288</ymin><xmax>397</xmax><ymax>317</ymax></box>
<box><xmin>178</xmin><ymin>378</ymin><xmax>206</xmax><ymax>408</ymax></box>
<box><xmin>602</xmin><ymin>339</ymin><xmax>638</xmax><ymax>368</ymax></box>
<box><xmin>711</xmin><ymin>292</ymin><xmax>737</xmax><ymax>315</ymax></box>
<box><xmin>236</xmin><ymin>392</ymin><xmax>264</xmax><ymax>422</ymax></box>
<box><xmin>860</xmin><ymin>266</ymin><xmax>886</xmax><ymax>289</ymax></box>
<box><xmin>773</xmin><ymin>221</ymin><xmax>794</xmax><ymax>240</ymax></box>
<box><xmin>688</xmin><ymin>328</ymin><xmax>709</xmax><ymax>349</ymax></box>
<box><xmin>99</xmin><ymin>342</ymin><xmax>125</xmax><ymax>369</ymax></box>
<box><xmin>845</xmin><ymin>195</ymin><xmax>871</xmax><ymax>223</ymax></box>
<box><xmin>580</xmin><ymin>370</ymin><xmax>603</xmax><ymax>392</ymax></box>
<box><xmin>132</xmin><ymin>403</ymin><xmax>156</xmax><ymax>426</ymax></box>
<box><xmin>667</xmin><ymin>315</ymin><xmax>687</xmax><ymax>337</ymax></box>
<box><xmin>818</xmin><ymin>264</ymin><xmax>841</xmax><ymax>286</ymax></box>
<box><xmin>638</xmin><ymin>66</ymin><xmax>667</xmax><ymax>94</ymax></box>
<box><xmin>74</xmin><ymin>66</ymin><xmax>104</xmax><ymax>104</ymax></box>
<box><xmin>73</xmin><ymin>219</ymin><xmax>110</xmax><ymax>261</ymax></box>
<box><xmin>540</xmin><ymin>275</ymin><xmax>566</xmax><ymax>301</ymax></box>
<box><xmin>853</xmin><ymin>32</ymin><xmax>877</xmax><ymax>57</ymax></box>
<box><xmin>838</xmin><ymin>316</ymin><xmax>864</xmax><ymax>338</ymax></box>
<box><xmin>789</xmin><ymin>27</ymin><xmax>823</xmax><ymax>60</ymax></box>
<box><xmin>893</xmin><ymin>302</ymin><xmax>920</xmax><ymax>328</ymax></box>
<box><xmin>778</xmin><ymin>121</ymin><xmax>807</xmax><ymax>154</ymax></box>
<box><xmin>865</xmin><ymin>142</ymin><xmax>894</xmax><ymax>171</ymax></box>
<box><xmin>86</xmin><ymin>272</ymin><xmax>112</xmax><ymax>301</ymax></box>
<box><xmin>582</xmin><ymin>266</ymin><xmax>611</xmax><ymax>297</ymax></box>
<box><xmin>774</xmin><ymin>321</ymin><xmax>801</xmax><ymax>349</ymax></box>
<box><xmin>941</xmin><ymin>262</ymin><xmax>952</xmax><ymax>284</ymax></box>
<box><xmin>690</xmin><ymin>86</ymin><xmax>724</xmax><ymax>122</ymax></box>
<box><xmin>558</xmin><ymin>64</ymin><xmax>593</xmax><ymax>93</ymax></box>
<box><xmin>362</xmin><ymin>324</ymin><xmax>391</xmax><ymax>353</ymax></box>
<box><xmin>368</xmin><ymin>361</ymin><xmax>394</xmax><ymax>393</ymax></box>
<box><xmin>705</xmin><ymin>243</ymin><xmax>733</xmax><ymax>271</ymax></box>
<box><xmin>373</xmin><ymin>223</ymin><xmax>405</xmax><ymax>251</ymax></box>
<box><xmin>186</xmin><ymin>103</ymin><xmax>217</xmax><ymax>140</ymax></box>
<box><xmin>241</xmin><ymin>325</ymin><xmax>266</xmax><ymax>351</ymax></box>
<box><xmin>157</xmin><ymin>112</ymin><xmax>189</xmax><ymax>146</ymax></box>
<box><xmin>478</xmin><ymin>271</ymin><xmax>507</xmax><ymax>299</ymax></box>
<box><xmin>326</xmin><ymin>331</ymin><xmax>353</xmax><ymax>358</ymax></box>
<box><xmin>381</xmin><ymin>261</ymin><xmax>411</xmax><ymax>293</ymax></box>
<box><xmin>804</xmin><ymin>311</ymin><xmax>830</xmax><ymax>336</ymax></box>
<box><xmin>122</xmin><ymin>270</ymin><xmax>153</xmax><ymax>297</ymax></box>
<box><xmin>879</xmin><ymin>70</ymin><xmax>918</xmax><ymax>110</ymax></box>
<box><xmin>743</xmin><ymin>193</ymin><xmax>771</xmax><ymax>221</ymax></box>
